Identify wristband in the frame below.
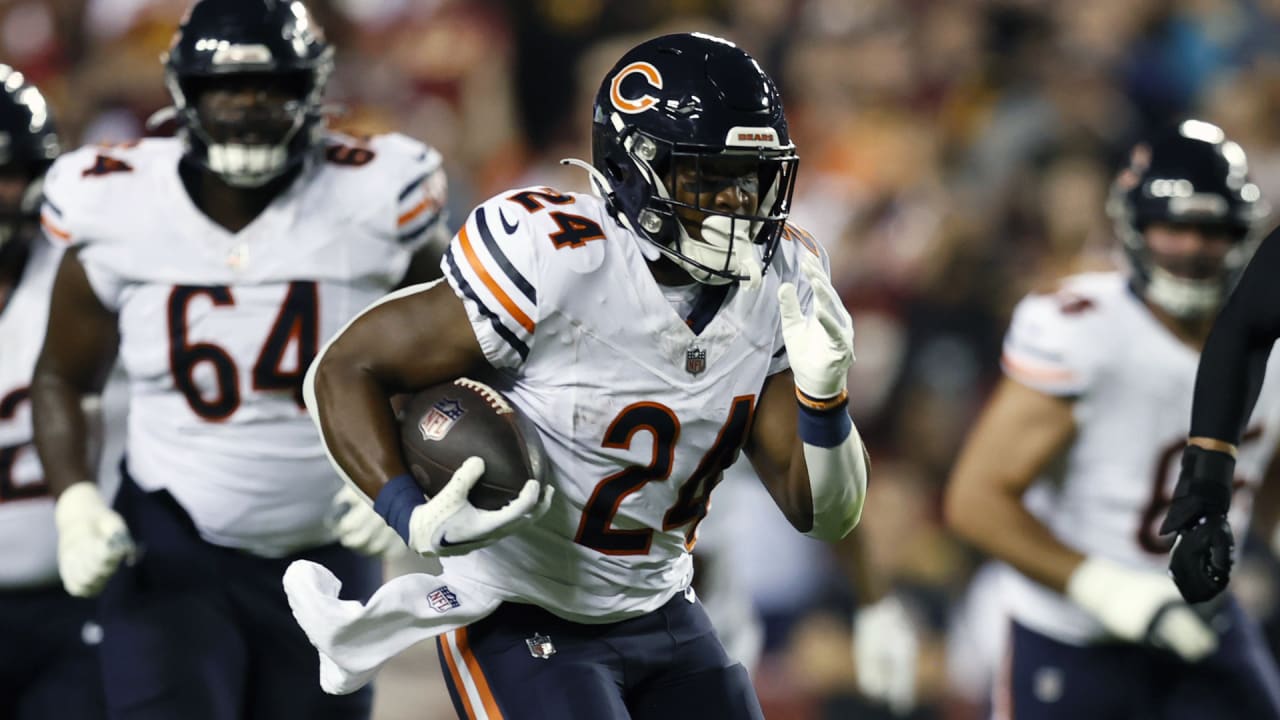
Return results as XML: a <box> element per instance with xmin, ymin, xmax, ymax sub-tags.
<box><xmin>1177</xmin><ymin>445</ymin><xmax>1235</xmax><ymax>516</ymax></box>
<box><xmin>797</xmin><ymin>398</ymin><xmax>853</xmax><ymax>448</ymax></box>
<box><xmin>372</xmin><ymin>474</ymin><xmax>425</xmax><ymax>543</ymax></box>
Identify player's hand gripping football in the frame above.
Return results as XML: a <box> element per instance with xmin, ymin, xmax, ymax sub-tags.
<box><xmin>54</xmin><ymin>482</ymin><xmax>135</xmax><ymax>597</ymax></box>
<box><xmin>408</xmin><ymin>457</ymin><xmax>553</xmax><ymax>557</ymax></box>
<box><xmin>1067</xmin><ymin>556</ymin><xmax>1218</xmax><ymax>662</ymax></box>
<box><xmin>1159</xmin><ymin>445</ymin><xmax>1236</xmax><ymax>603</ymax></box>
<box><xmin>778</xmin><ymin>252</ymin><xmax>855</xmax><ymax>401</ymax></box>
<box><xmin>330</xmin><ymin>484</ymin><xmax>404</xmax><ymax>556</ymax></box>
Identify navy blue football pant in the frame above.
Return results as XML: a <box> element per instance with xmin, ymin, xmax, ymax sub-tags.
<box><xmin>1006</xmin><ymin>597</ymin><xmax>1280</xmax><ymax>719</ymax></box>
<box><xmin>436</xmin><ymin>590</ymin><xmax>764</xmax><ymax>720</ymax></box>
<box><xmin>97</xmin><ymin>468</ymin><xmax>380</xmax><ymax>720</ymax></box>
<box><xmin>0</xmin><ymin>583</ymin><xmax>106</xmax><ymax>720</ymax></box>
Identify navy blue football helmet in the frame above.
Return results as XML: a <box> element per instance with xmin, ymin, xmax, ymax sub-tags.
<box><xmin>583</xmin><ymin>33</ymin><xmax>798</xmax><ymax>286</ymax></box>
<box><xmin>0</xmin><ymin>65</ymin><xmax>59</xmax><ymax>255</ymax></box>
<box><xmin>1108</xmin><ymin>119</ymin><xmax>1267</xmax><ymax>317</ymax></box>
<box><xmin>163</xmin><ymin>0</ymin><xmax>333</xmax><ymax>187</ymax></box>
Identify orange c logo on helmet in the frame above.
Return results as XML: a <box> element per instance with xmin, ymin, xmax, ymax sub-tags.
<box><xmin>610</xmin><ymin>62</ymin><xmax>663</xmax><ymax>115</ymax></box>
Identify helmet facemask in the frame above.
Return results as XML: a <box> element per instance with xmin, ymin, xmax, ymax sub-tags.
<box><xmin>166</xmin><ymin>60</ymin><xmax>332</xmax><ymax>188</ymax></box>
<box><xmin>592</xmin><ymin>117</ymin><xmax>798</xmax><ymax>288</ymax></box>
<box><xmin>1137</xmin><ymin>222</ymin><xmax>1251</xmax><ymax>319</ymax></box>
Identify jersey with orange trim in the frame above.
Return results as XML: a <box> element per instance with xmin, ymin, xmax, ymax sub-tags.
<box><xmin>1000</xmin><ymin>271</ymin><xmax>1280</xmax><ymax>644</ymax></box>
<box><xmin>39</xmin><ymin>133</ymin><xmax>447</xmax><ymax>557</ymax></box>
<box><xmin>440</xmin><ymin>186</ymin><xmax>822</xmax><ymax>622</ymax></box>
<box><xmin>0</xmin><ymin>239</ymin><xmax>62</xmax><ymax>587</ymax></box>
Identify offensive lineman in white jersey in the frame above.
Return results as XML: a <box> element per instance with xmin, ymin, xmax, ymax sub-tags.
<box><xmin>945</xmin><ymin>121</ymin><xmax>1280</xmax><ymax>718</ymax></box>
<box><xmin>286</xmin><ymin>33</ymin><xmax>868</xmax><ymax>719</ymax></box>
<box><xmin>0</xmin><ymin>67</ymin><xmax>108</xmax><ymax>720</ymax></box>
<box><xmin>30</xmin><ymin>2</ymin><xmax>441</xmax><ymax>718</ymax></box>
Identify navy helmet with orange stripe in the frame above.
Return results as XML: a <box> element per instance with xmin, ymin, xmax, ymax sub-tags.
<box><xmin>1107</xmin><ymin>119</ymin><xmax>1268</xmax><ymax>318</ymax></box>
<box><xmin>575</xmin><ymin>32</ymin><xmax>799</xmax><ymax>287</ymax></box>
<box><xmin>0</xmin><ymin>64</ymin><xmax>59</xmax><ymax>258</ymax></box>
<box><xmin>161</xmin><ymin>0</ymin><xmax>333</xmax><ymax>188</ymax></box>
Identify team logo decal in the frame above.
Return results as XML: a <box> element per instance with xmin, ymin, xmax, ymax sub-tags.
<box><xmin>610</xmin><ymin>61</ymin><xmax>663</xmax><ymax>114</ymax></box>
<box><xmin>526</xmin><ymin>633</ymin><xmax>556</xmax><ymax>660</ymax></box>
<box><xmin>686</xmin><ymin>347</ymin><xmax>707</xmax><ymax>375</ymax></box>
<box><xmin>427</xmin><ymin>586</ymin><xmax>460</xmax><ymax>613</ymax></box>
<box><xmin>419</xmin><ymin>398</ymin><xmax>466</xmax><ymax>442</ymax></box>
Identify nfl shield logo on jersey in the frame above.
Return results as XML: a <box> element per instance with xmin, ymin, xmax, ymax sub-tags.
<box><xmin>526</xmin><ymin>633</ymin><xmax>556</xmax><ymax>660</ymax></box>
<box><xmin>427</xmin><ymin>586</ymin><xmax>460</xmax><ymax>613</ymax></box>
<box><xmin>419</xmin><ymin>398</ymin><xmax>466</xmax><ymax>442</ymax></box>
<box><xmin>686</xmin><ymin>347</ymin><xmax>706</xmax><ymax>375</ymax></box>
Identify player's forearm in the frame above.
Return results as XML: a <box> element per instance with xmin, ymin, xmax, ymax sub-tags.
<box><xmin>796</xmin><ymin>398</ymin><xmax>868</xmax><ymax>541</ymax></box>
<box><xmin>31</xmin><ymin>364</ymin><xmax>97</xmax><ymax>497</ymax></box>
<box><xmin>945</xmin><ymin>484</ymin><xmax>1083</xmax><ymax>593</ymax></box>
<box><xmin>304</xmin><ymin>350</ymin><xmax>408</xmax><ymax>500</ymax></box>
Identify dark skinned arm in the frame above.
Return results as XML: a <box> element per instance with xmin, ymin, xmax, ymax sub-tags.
<box><xmin>744</xmin><ymin>369</ymin><xmax>814</xmax><ymax>532</ymax></box>
<box><xmin>307</xmin><ymin>281</ymin><xmax>487</xmax><ymax>499</ymax></box>
<box><xmin>31</xmin><ymin>249</ymin><xmax>119</xmax><ymax>497</ymax></box>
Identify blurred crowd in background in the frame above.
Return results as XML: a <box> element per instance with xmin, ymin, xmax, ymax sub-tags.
<box><xmin>13</xmin><ymin>0</ymin><xmax>1280</xmax><ymax>717</ymax></box>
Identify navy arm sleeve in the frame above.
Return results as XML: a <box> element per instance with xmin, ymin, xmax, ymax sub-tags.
<box><xmin>1190</xmin><ymin>227</ymin><xmax>1280</xmax><ymax>443</ymax></box>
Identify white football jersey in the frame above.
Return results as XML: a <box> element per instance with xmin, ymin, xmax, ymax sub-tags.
<box><xmin>999</xmin><ymin>272</ymin><xmax>1280</xmax><ymax>644</ymax></box>
<box><xmin>0</xmin><ymin>240</ymin><xmax>61</xmax><ymax>587</ymax></box>
<box><xmin>440</xmin><ymin>186</ymin><xmax>822</xmax><ymax>623</ymax></box>
<box><xmin>39</xmin><ymin>133</ymin><xmax>447</xmax><ymax>557</ymax></box>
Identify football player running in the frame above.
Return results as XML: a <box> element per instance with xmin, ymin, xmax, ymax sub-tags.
<box><xmin>0</xmin><ymin>67</ymin><xmax>108</xmax><ymax>720</ymax></box>
<box><xmin>30</xmin><ymin>1</ymin><xmax>445</xmax><ymax>718</ymax></box>
<box><xmin>945</xmin><ymin>120</ymin><xmax>1280</xmax><ymax>718</ymax></box>
<box><xmin>288</xmin><ymin>32</ymin><xmax>868</xmax><ymax>719</ymax></box>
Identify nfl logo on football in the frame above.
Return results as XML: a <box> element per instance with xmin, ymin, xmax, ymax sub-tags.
<box><xmin>419</xmin><ymin>398</ymin><xmax>466</xmax><ymax>442</ymax></box>
<box><xmin>427</xmin><ymin>586</ymin><xmax>460</xmax><ymax>613</ymax></box>
<box><xmin>685</xmin><ymin>347</ymin><xmax>706</xmax><ymax>375</ymax></box>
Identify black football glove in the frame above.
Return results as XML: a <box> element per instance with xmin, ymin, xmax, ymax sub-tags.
<box><xmin>1159</xmin><ymin>445</ymin><xmax>1236</xmax><ymax>603</ymax></box>
<box><xmin>1168</xmin><ymin>515</ymin><xmax>1234</xmax><ymax>603</ymax></box>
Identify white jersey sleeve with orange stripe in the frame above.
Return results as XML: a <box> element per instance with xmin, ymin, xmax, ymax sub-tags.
<box><xmin>1001</xmin><ymin>280</ymin><xmax>1106</xmax><ymax>396</ymax></box>
<box><xmin>439</xmin><ymin>187</ymin><xmax>556</xmax><ymax>369</ymax></box>
<box><xmin>372</xmin><ymin>132</ymin><xmax>449</xmax><ymax>254</ymax></box>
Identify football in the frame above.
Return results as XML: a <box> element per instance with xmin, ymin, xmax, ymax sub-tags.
<box><xmin>398</xmin><ymin>378</ymin><xmax>546</xmax><ymax>510</ymax></box>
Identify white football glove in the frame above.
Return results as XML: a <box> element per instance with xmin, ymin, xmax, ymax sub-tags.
<box><xmin>408</xmin><ymin>457</ymin><xmax>553</xmax><ymax>558</ymax></box>
<box><xmin>330</xmin><ymin>484</ymin><xmax>404</xmax><ymax>556</ymax></box>
<box><xmin>54</xmin><ymin>482</ymin><xmax>134</xmax><ymax>598</ymax></box>
<box><xmin>853</xmin><ymin>596</ymin><xmax>918</xmax><ymax>716</ymax></box>
<box><xmin>778</xmin><ymin>252</ymin><xmax>855</xmax><ymax>400</ymax></box>
<box><xmin>1067</xmin><ymin>556</ymin><xmax>1217</xmax><ymax>662</ymax></box>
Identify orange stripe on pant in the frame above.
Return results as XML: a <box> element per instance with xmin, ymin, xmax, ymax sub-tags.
<box><xmin>458</xmin><ymin>225</ymin><xmax>535</xmax><ymax>334</ymax></box>
<box><xmin>439</xmin><ymin>633</ymin><xmax>479</xmax><ymax>719</ymax></box>
<box><xmin>456</xmin><ymin>627</ymin><xmax>504</xmax><ymax>718</ymax></box>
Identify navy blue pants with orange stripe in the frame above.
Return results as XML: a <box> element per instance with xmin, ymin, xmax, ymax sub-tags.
<box><xmin>1005</xmin><ymin>597</ymin><xmax>1280</xmax><ymax>719</ymax></box>
<box><xmin>98</xmin><ymin>468</ymin><xmax>380</xmax><ymax>720</ymax></box>
<box><xmin>436</xmin><ymin>591</ymin><xmax>763</xmax><ymax>719</ymax></box>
